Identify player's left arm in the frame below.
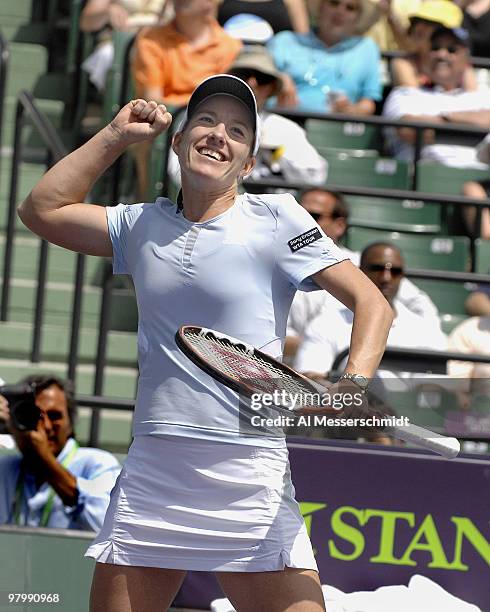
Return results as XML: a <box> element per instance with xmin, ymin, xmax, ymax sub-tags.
<box><xmin>312</xmin><ymin>260</ymin><xmax>393</xmax><ymax>378</ymax></box>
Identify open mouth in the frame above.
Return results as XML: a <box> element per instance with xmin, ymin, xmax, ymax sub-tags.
<box><xmin>196</xmin><ymin>146</ymin><xmax>226</xmax><ymax>162</ymax></box>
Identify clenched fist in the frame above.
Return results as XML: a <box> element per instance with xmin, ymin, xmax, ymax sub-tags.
<box><xmin>109</xmin><ymin>99</ymin><xmax>173</xmax><ymax>145</ymax></box>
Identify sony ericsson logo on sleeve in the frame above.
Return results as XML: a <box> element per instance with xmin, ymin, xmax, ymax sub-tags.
<box><xmin>288</xmin><ymin>228</ymin><xmax>322</xmax><ymax>253</ymax></box>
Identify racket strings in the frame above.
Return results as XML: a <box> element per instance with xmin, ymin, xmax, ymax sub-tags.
<box><xmin>185</xmin><ymin>331</ymin><xmax>319</xmax><ymax>407</ymax></box>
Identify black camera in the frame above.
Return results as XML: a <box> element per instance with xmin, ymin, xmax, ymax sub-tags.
<box><xmin>0</xmin><ymin>383</ymin><xmax>41</xmax><ymax>431</ymax></box>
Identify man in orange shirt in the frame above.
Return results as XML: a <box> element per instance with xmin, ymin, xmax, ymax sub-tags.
<box><xmin>131</xmin><ymin>0</ymin><xmax>242</xmax><ymax>196</ymax></box>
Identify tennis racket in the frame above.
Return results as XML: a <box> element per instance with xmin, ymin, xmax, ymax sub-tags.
<box><xmin>175</xmin><ymin>325</ymin><xmax>460</xmax><ymax>459</ymax></box>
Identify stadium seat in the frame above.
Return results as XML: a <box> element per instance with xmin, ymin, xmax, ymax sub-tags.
<box><xmin>326</xmin><ymin>156</ymin><xmax>411</xmax><ymax>189</ymax></box>
<box><xmin>413</xmin><ymin>279</ymin><xmax>472</xmax><ymax>315</ymax></box>
<box><xmin>346</xmin><ymin>227</ymin><xmax>471</xmax><ymax>271</ymax></box>
<box><xmin>439</xmin><ymin>313</ymin><xmax>468</xmax><ymax>334</ymax></box>
<box><xmin>0</xmin><ymin>0</ymin><xmax>34</xmax><ymax>23</ymax></box>
<box><xmin>474</xmin><ymin>239</ymin><xmax>490</xmax><ymax>273</ymax></box>
<box><xmin>1</xmin><ymin>23</ymin><xmax>51</xmax><ymax>45</ymax></box>
<box><xmin>383</xmin><ymin>388</ymin><xmax>460</xmax><ymax>429</ymax></box>
<box><xmin>416</xmin><ymin>162</ymin><xmax>490</xmax><ymax>195</ymax></box>
<box><xmin>386</xmin><ymin>385</ymin><xmax>460</xmax><ymax>429</ymax></box>
<box><xmin>305</xmin><ymin>119</ymin><xmax>379</xmax><ymax>153</ymax></box>
<box><xmin>347</xmin><ymin>196</ymin><xmax>441</xmax><ymax>233</ymax></box>
<box><xmin>469</xmin><ymin>394</ymin><xmax>490</xmax><ymax>412</ymax></box>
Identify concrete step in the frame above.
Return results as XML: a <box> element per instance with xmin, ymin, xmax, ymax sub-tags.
<box><xmin>0</xmin><ymin>320</ymin><xmax>137</xmax><ymax>366</ymax></box>
<box><xmin>0</xmin><ymin>160</ymin><xmax>46</xmax><ymax>233</ymax></box>
<box><xmin>0</xmin><ymin>357</ymin><xmax>138</xmax><ymax>398</ymax></box>
<box><xmin>76</xmin><ymin>407</ymin><xmax>133</xmax><ymax>453</ymax></box>
<box><xmin>0</xmin><ymin>233</ymin><xmax>102</xmax><ymax>284</ymax></box>
<box><xmin>0</xmin><ymin>277</ymin><xmax>102</xmax><ymax>327</ymax></box>
<box><xmin>1</xmin><ymin>275</ymin><xmax>138</xmax><ymax>330</ymax></box>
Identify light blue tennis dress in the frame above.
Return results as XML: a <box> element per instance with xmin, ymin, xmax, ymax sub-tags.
<box><xmin>86</xmin><ymin>192</ymin><xmax>346</xmax><ymax>571</ymax></box>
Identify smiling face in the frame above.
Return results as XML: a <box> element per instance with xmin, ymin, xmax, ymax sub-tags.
<box><xmin>173</xmin><ymin>95</ymin><xmax>256</xmax><ymax>189</ymax></box>
<box><xmin>429</xmin><ymin>32</ymin><xmax>468</xmax><ymax>90</ymax></box>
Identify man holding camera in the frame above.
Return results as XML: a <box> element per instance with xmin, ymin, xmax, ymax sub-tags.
<box><xmin>0</xmin><ymin>375</ymin><xmax>120</xmax><ymax>531</ymax></box>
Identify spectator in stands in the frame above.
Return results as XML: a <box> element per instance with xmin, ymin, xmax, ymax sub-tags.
<box><xmin>465</xmin><ymin>271</ymin><xmax>490</xmax><ymax>315</ymax></box>
<box><xmin>267</xmin><ymin>0</ymin><xmax>382</xmax><ymax>114</ymax></box>
<box><xmin>447</xmin><ymin>316</ymin><xmax>490</xmax><ymax>380</ymax></box>
<box><xmin>0</xmin><ymin>375</ymin><xmax>120</xmax><ymax>531</ymax></box>
<box><xmin>460</xmin><ymin>180</ymin><xmax>490</xmax><ymax>238</ymax></box>
<box><xmin>294</xmin><ymin>242</ymin><xmax>448</xmax><ymax>374</ymax></box>
<box><xmin>132</xmin><ymin>0</ymin><xmax>241</xmax><ymax>103</ymax></box>
<box><xmin>390</xmin><ymin>1</ymin><xmax>477</xmax><ymax>89</ymax></box>
<box><xmin>285</xmin><ymin>189</ymin><xmax>440</xmax><ymax>360</ymax></box>
<box><xmin>461</xmin><ymin>0</ymin><xmax>490</xmax><ymax>58</ymax></box>
<box><xmin>383</xmin><ymin>25</ymin><xmax>490</xmax><ymax>167</ymax></box>
<box><xmin>80</xmin><ymin>0</ymin><xmax>170</xmax><ymax>91</ymax></box>
<box><xmin>131</xmin><ymin>0</ymin><xmax>242</xmax><ymax>198</ymax></box>
<box><xmin>218</xmin><ymin>0</ymin><xmax>310</xmax><ymax>34</ymax></box>
<box><xmin>168</xmin><ymin>46</ymin><xmax>328</xmax><ymax>186</ymax></box>
<box><xmin>361</xmin><ymin>0</ymin><xmax>420</xmax><ymax>53</ymax></box>
<box><xmin>460</xmin><ymin>135</ymin><xmax>490</xmax><ymax>238</ymax></box>
<box><xmin>229</xmin><ymin>47</ymin><xmax>328</xmax><ymax>183</ymax></box>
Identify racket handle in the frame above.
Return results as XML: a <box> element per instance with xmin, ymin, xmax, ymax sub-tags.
<box><xmin>300</xmin><ymin>374</ymin><xmax>460</xmax><ymax>459</ymax></box>
<box><xmin>388</xmin><ymin>423</ymin><xmax>460</xmax><ymax>459</ymax></box>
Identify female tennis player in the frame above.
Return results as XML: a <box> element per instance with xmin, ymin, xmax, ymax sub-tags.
<box><xmin>18</xmin><ymin>75</ymin><xmax>393</xmax><ymax>612</ymax></box>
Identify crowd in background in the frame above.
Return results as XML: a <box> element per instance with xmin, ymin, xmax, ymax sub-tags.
<box><xmin>1</xmin><ymin>0</ymin><xmax>489</xmax><ymax>472</ymax></box>
<box><xmin>77</xmin><ymin>0</ymin><xmax>490</xmax><ymax>432</ymax></box>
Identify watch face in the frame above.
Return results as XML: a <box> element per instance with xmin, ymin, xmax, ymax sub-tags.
<box><xmin>352</xmin><ymin>375</ymin><xmax>369</xmax><ymax>390</ymax></box>
<box><xmin>341</xmin><ymin>373</ymin><xmax>369</xmax><ymax>390</ymax></box>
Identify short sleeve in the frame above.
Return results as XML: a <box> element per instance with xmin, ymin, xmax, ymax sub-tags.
<box><xmin>105</xmin><ymin>203</ymin><xmax>146</xmax><ymax>275</ymax></box>
<box><xmin>383</xmin><ymin>87</ymin><xmax>410</xmax><ymax>119</ymax></box>
<box><xmin>273</xmin><ymin>194</ymin><xmax>347</xmax><ymax>291</ymax></box>
<box><xmin>266</xmin><ymin>31</ymin><xmax>294</xmax><ymax>72</ymax></box>
<box><xmin>360</xmin><ymin>39</ymin><xmax>382</xmax><ymax>101</ymax></box>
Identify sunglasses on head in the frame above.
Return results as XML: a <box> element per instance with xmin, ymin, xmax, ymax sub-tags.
<box><xmin>366</xmin><ymin>263</ymin><xmax>404</xmax><ymax>277</ymax></box>
<box><xmin>325</xmin><ymin>0</ymin><xmax>360</xmax><ymax>12</ymax></box>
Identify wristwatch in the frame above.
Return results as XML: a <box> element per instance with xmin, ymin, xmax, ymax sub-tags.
<box><xmin>338</xmin><ymin>372</ymin><xmax>369</xmax><ymax>393</ymax></box>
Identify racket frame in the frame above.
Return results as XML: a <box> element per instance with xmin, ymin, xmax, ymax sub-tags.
<box><xmin>176</xmin><ymin>325</ymin><xmax>321</xmax><ymax>412</ymax></box>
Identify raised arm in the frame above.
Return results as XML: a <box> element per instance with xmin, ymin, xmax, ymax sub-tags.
<box><xmin>17</xmin><ymin>100</ymin><xmax>172</xmax><ymax>256</ymax></box>
<box><xmin>312</xmin><ymin>260</ymin><xmax>393</xmax><ymax>378</ymax></box>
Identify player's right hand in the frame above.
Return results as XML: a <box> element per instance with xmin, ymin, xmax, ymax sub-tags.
<box><xmin>0</xmin><ymin>395</ymin><xmax>9</xmax><ymax>423</ymax></box>
<box><xmin>109</xmin><ymin>99</ymin><xmax>173</xmax><ymax>145</ymax></box>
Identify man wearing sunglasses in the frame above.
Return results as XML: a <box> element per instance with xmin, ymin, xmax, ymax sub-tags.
<box><xmin>383</xmin><ymin>25</ymin><xmax>490</xmax><ymax>167</ymax></box>
<box><xmin>0</xmin><ymin>375</ymin><xmax>120</xmax><ymax>531</ymax></box>
<box><xmin>284</xmin><ymin>189</ymin><xmax>440</xmax><ymax>361</ymax></box>
<box><xmin>294</xmin><ymin>242</ymin><xmax>447</xmax><ymax>375</ymax></box>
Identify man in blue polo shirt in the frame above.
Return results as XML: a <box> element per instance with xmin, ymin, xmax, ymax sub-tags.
<box><xmin>267</xmin><ymin>0</ymin><xmax>381</xmax><ymax>114</ymax></box>
<box><xmin>0</xmin><ymin>375</ymin><xmax>120</xmax><ymax>531</ymax></box>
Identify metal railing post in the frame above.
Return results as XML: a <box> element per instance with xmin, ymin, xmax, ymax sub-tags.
<box><xmin>68</xmin><ymin>253</ymin><xmax>86</xmax><ymax>383</ymax></box>
<box><xmin>1</xmin><ymin>99</ymin><xmax>25</xmax><ymax>321</ymax></box>
<box><xmin>90</xmin><ymin>260</ymin><xmax>114</xmax><ymax>446</ymax></box>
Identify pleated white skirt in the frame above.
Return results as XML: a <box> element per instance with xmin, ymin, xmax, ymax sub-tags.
<box><xmin>85</xmin><ymin>435</ymin><xmax>317</xmax><ymax>572</ymax></box>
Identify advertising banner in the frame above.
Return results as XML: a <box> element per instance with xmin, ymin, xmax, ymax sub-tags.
<box><xmin>175</xmin><ymin>439</ymin><xmax>490</xmax><ymax>610</ymax></box>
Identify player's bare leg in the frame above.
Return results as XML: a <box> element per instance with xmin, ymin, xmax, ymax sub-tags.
<box><xmin>216</xmin><ymin>566</ymin><xmax>326</xmax><ymax>612</ymax></box>
<box><xmin>89</xmin><ymin>563</ymin><xmax>186</xmax><ymax>612</ymax></box>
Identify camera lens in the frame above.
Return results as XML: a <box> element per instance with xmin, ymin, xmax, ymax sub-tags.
<box><xmin>11</xmin><ymin>400</ymin><xmax>41</xmax><ymax>431</ymax></box>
